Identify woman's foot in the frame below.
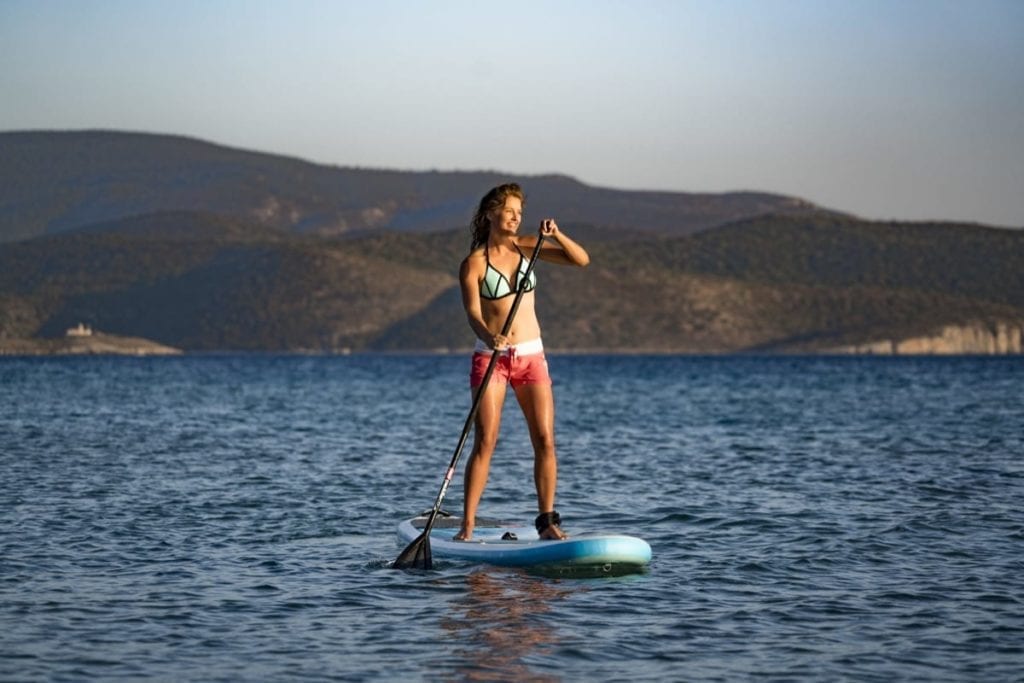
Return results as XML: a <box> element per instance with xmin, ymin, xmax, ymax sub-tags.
<box><xmin>535</xmin><ymin>511</ymin><xmax>567</xmax><ymax>540</ymax></box>
<box><xmin>453</xmin><ymin>526</ymin><xmax>473</xmax><ymax>541</ymax></box>
<box><xmin>539</xmin><ymin>524</ymin><xmax>567</xmax><ymax>540</ymax></box>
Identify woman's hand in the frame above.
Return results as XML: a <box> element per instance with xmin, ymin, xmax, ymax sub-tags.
<box><xmin>534</xmin><ymin>218</ymin><xmax>590</xmax><ymax>267</ymax></box>
<box><xmin>491</xmin><ymin>333</ymin><xmax>510</xmax><ymax>350</ymax></box>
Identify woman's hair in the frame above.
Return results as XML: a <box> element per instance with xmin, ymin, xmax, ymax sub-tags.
<box><xmin>470</xmin><ymin>183</ymin><xmax>525</xmax><ymax>251</ymax></box>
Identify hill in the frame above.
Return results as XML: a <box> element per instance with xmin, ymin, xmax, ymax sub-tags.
<box><xmin>2</xmin><ymin>210</ymin><xmax>1022</xmax><ymax>354</ymax></box>
<box><xmin>0</xmin><ymin>130</ymin><xmax>827</xmax><ymax>242</ymax></box>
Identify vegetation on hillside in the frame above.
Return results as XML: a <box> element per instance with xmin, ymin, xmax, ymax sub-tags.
<box><xmin>2</xmin><ymin>209</ymin><xmax>1021</xmax><ymax>353</ymax></box>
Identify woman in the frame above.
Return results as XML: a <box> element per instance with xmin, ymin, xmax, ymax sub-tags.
<box><xmin>455</xmin><ymin>183</ymin><xmax>590</xmax><ymax>541</ymax></box>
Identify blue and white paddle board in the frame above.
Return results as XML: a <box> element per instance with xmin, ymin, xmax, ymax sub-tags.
<box><xmin>397</xmin><ymin>513</ymin><xmax>652</xmax><ymax>572</ymax></box>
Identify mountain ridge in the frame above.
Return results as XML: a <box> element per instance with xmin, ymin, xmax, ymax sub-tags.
<box><xmin>2</xmin><ymin>130</ymin><xmax>1021</xmax><ymax>354</ymax></box>
<box><xmin>0</xmin><ymin>129</ymin><xmax>832</xmax><ymax>243</ymax></box>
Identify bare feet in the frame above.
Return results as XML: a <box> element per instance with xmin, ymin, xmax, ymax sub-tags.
<box><xmin>453</xmin><ymin>526</ymin><xmax>473</xmax><ymax>541</ymax></box>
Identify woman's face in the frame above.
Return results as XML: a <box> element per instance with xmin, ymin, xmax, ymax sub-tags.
<box><xmin>490</xmin><ymin>196</ymin><xmax>523</xmax><ymax>234</ymax></box>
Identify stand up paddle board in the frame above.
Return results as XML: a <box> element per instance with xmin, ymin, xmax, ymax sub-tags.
<box><xmin>397</xmin><ymin>512</ymin><xmax>652</xmax><ymax>572</ymax></box>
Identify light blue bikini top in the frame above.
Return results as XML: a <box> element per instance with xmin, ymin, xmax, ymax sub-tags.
<box><xmin>480</xmin><ymin>244</ymin><xmax>537</xmax><ymax>300</ymax></box>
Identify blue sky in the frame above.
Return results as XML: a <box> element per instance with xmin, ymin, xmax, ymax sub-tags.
<box><xmin>2</xmin><ymin>0</ymin><xmax>1022</xmax><ymax>226</ymax></box>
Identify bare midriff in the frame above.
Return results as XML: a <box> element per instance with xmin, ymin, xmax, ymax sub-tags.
<box><xmin>480</xmin><ymin>291</ymin><xmax>541</xmax><ymax>344</ymax></box>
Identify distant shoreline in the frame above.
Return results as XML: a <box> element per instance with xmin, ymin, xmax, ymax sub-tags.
<box><xmin>2</xmin><ymin>342</ymin><xmax>1020</xmax><ymax>358</ymax></box>
<box><xmin>0</xmin><ymin>332</ymin><xmax>181</xmax><ymax>357</ymax></box>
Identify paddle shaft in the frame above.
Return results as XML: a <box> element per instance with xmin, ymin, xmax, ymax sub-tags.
<box><xmin>413</xmin><ymin>234</ymin><xmax>547</xmax><ymax>548</ymax></box>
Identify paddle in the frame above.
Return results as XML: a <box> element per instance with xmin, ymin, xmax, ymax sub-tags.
<box><xmin>393</xmin><ymin>233</ymin><xmax>547</xmax><ymax>570</ymax></box>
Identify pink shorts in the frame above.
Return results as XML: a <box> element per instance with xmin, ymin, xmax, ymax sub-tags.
<box><xmin>470</xmin><ymin>338</ymin><xmax>552</xmax><ymax>388</ymax></box>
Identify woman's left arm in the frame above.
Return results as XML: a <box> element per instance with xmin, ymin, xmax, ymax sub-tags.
<box><xmin>527</xmin><ymin>219</ymin><xmax>590</xmax><ymax>267</ymax></box>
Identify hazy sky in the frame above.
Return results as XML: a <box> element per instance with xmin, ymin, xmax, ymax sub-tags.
<box><xmin>2</xmin><ymin>0</ymin><xmax>1023</xmax><ymax>226</ymax></box>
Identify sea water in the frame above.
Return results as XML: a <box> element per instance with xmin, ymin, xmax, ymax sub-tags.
<box><xmin>1</xmin><ymin>355</ymin><xmax>1022</xmax><ymax>681</ymax></box>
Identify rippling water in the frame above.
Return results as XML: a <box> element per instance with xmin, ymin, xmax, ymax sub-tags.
<box><xmin>2</xmin><ymin>355</ymin><xmax>1022</xmax><ymax>681</ymax></box>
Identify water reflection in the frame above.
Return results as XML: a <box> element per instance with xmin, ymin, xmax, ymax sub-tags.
<box><xmin>437</xmin><ymin>568</ymin><xmax>580</xmax><ymax>682</ymax></box>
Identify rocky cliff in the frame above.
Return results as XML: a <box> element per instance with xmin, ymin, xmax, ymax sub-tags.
<box><xmin>829</xmin><ymin>321</ymin><xmax>1023</xmax><ymax>355</ymax></box>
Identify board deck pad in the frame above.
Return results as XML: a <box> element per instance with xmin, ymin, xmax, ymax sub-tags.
<box><xmin>397</xmin><ymin>512</ymin><xmax>652</xmax><ymax>574</ymax></box>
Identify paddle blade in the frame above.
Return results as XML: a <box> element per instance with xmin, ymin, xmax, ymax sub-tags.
<box><xmin>393</xmin><ymin>532</ymin><xmax>432</xmax><ymax>570</ymax></box>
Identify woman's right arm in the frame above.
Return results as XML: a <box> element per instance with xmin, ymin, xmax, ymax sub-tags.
<box><xmin>459</xmin><ymin>255</ymin><xmax>494</xmax><ymax>346</ymax></box>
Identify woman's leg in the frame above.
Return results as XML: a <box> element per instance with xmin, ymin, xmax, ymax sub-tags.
<box><xmin>454</xmin><ymin>380</ymin><xmax>506</xmax><ymax>540</ymax></box>
<box><xmin>513</xmin><ymin>382</ymin><xmax>567</xmax><ymax>539</ymax></box>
